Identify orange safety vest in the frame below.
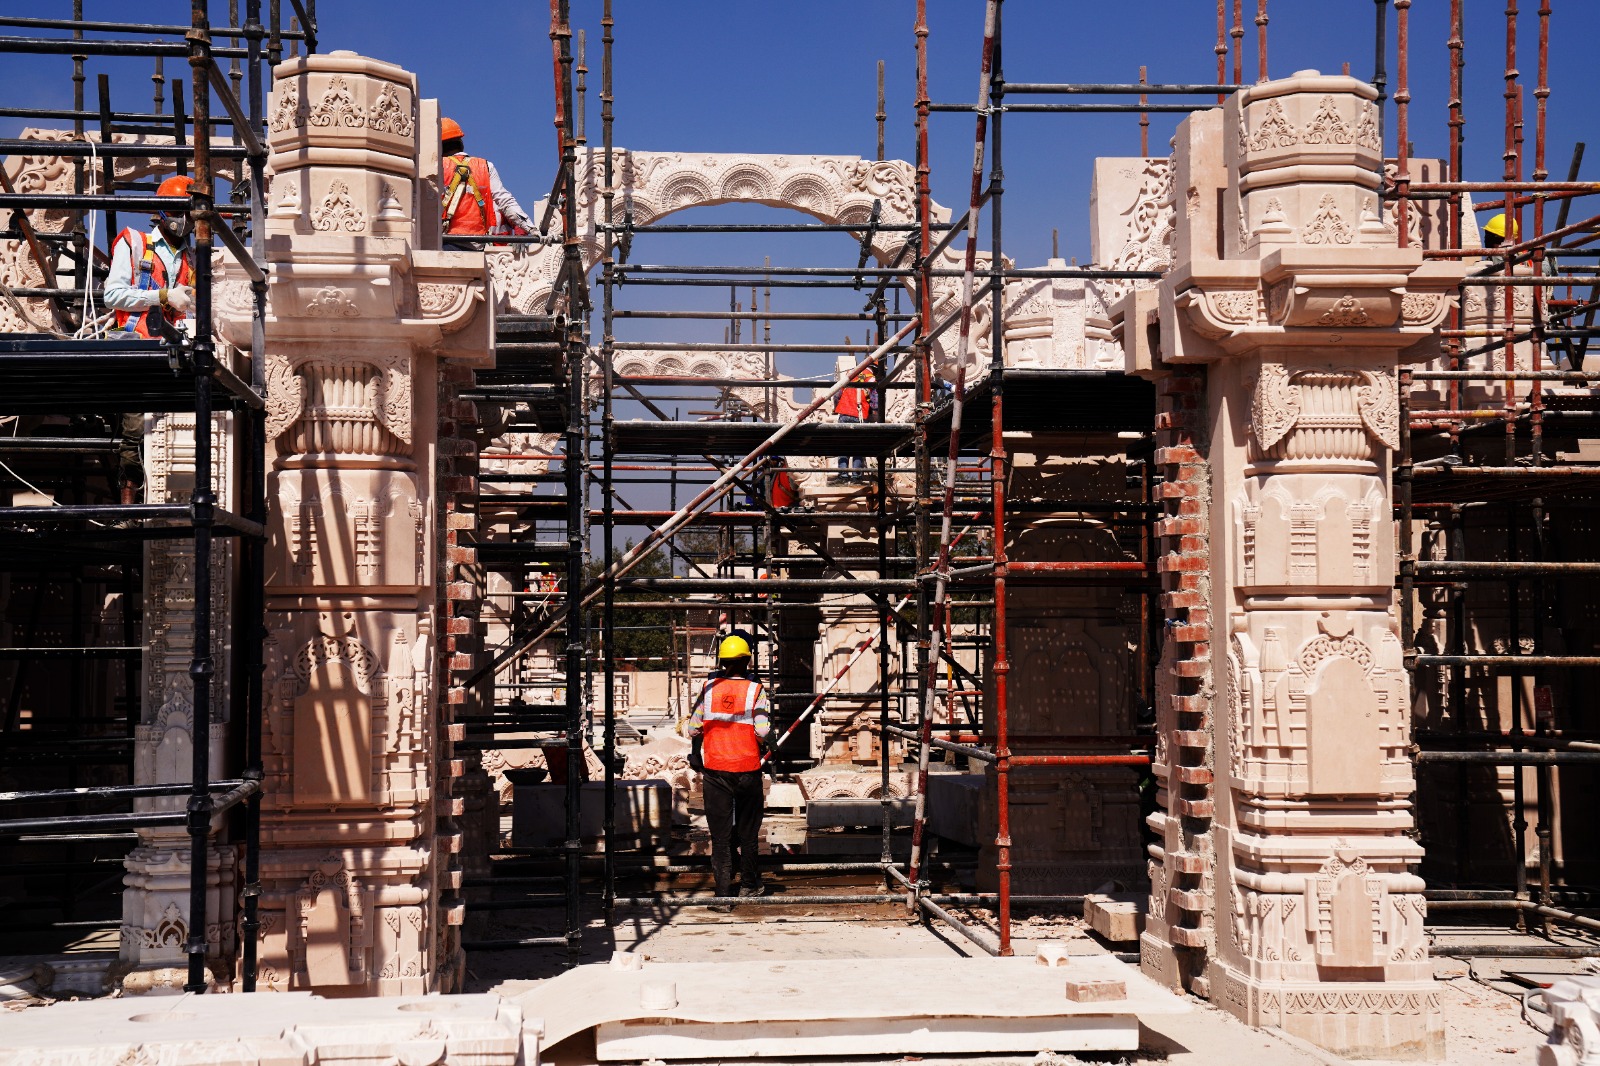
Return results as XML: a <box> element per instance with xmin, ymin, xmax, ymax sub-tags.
<box><xmin>441</xmin><ymin>153</ymin><xmax>497</xmax><ymax>235</ymax></box>
<box><xmin>770</xmin><ymin>469</ymin><xmax>797</xmax><ymax>508</ymax></box>
<box><xmin>698</xmin><ymin>676</ymin><xmax>764</xmax><ymax>773</ymax></box>
<box><xmin>833</xmin><ymin>373</ymin><xmax>874</xmax><ymax>419</ymax></box>
<box><xmin>112</xmin><ymin>228</ymin><xmax>192</xmax><ymax>339</ymax></box>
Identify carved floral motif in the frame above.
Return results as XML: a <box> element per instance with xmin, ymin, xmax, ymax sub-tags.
<box><xmin>312</xmin><ymin>180</ymin><xmax>366</xmax><ymax>233</ymax></box>
<box><xmin>270</xmin><ymin>80</ymin><xmax>306</xmax><ymax>133</ymax></box>
<box><xmin>307</xmin><ymin>75</ymin><xmax>365</xmax><ymax>129</ymax></box>
<box><xmin>305</xmin><ymin>286</ymin><xmax>361</xmax><ymax>318</ymax></box>
<box><xmin>365</xmin><ymin>82</ymin><xmax>414</xmax><ymax>137</ymax></box>
<box><xmin>1301</xmin><ymin>194</ymin><xmax>1354</xmax><ymax>245</ymax></box>
<box><xmin>1302</xmin><ymin>95</ymin><xmax>1353</xmax><ymax>145</ymax></box>
<box><xmin>1246</xmin><ymin>100</ymin><xmax>1298</xmax><ymax>152</ymax></box>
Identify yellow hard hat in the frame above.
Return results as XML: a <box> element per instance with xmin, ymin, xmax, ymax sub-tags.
<box><xmin>718</xmin><ymin>634</ymin><xmax>751</xmax><ymax>660</ymax></box>
<box><xmin>1483</xmin><ymin>213</ymin><xmax>1519</xmax><ymax>241</ymax></box>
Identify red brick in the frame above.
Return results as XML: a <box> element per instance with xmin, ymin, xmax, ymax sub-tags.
<box><xmin>1169</xmin><ymin>851</ymin><xmax>1207</xmax><ymax>876</ymax></box>
<box><xmin>1155</xmin><ymin>445</ymin><xmax>1201</xmax><ymax>465</ymax></box>
<box><xmin>1158</xmin><ymin>553</ymin><xmax>1207</xmax><ymax>573</ymax></box>
<box><xmin>1162</xmin><ymin>590</ymin><xmax>1204</xmax><ymax>609</ymax></box>
<box><xmin>1177</xmin><ymin>535</ymin><xmax>1208</xmax><ymax>554</ymax></box>
<box><xmin>448</xmin><ymin>653</ymin><xmax>476</xmax><ymax>671</ymax></box>
<box><xmin>1174</xmin><ymin>798</ymin><xmax>1215</xmax><ymax>819</ymax></box>
<box><xmin>1175</xmin><ymin>765</ymin><xmax>1215</xmax><ymax>786</ymax></box>
<box><xmin>447</xmin><ymin>545</ymin><xmax>477</xmax><ymax>566</ymax></box>
<box><xmin>1169</xmin><ymin>926</ymin><xmax>1210</xmax><ymax>948</ymax></box>
<box><xmin>1176</xmin><ymin>498</ymin><xmax>1204</xmax><ymax>516</ymax></box>
<box><xmin>447</xmin><ymin>616</ymin><xmax>475</xmax><ymax>635</ymax></box>
<box><xmin>1158</xmin><ymin>481</ymin><xmax>1200</xmax><ymax>499</ymax></box>
<box><xmin>446</xmin><ymin>581</ymin><xmax>479</xmax><ymax>600</ymax></box>
<box><xmin>1173</xmin><ymin>729</ymin><xmax>1210</xmax><ymax>748</ymax></box>
<box><xmin>1156</xmin><ymin>517</ymin><xmax>1204</xmax><ymax>537</ymax></box>
<box><xmin>1173</xmin><ymin>659</ymin><xmax>1210</xmax><ymax>678</ymax></box>
<box><xmin>1168</xmin><ymin>694</ymin><xmax>1207</xmax><ymax>714</ymax></box>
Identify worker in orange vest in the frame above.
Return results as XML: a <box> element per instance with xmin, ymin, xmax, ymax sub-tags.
<box><xmin>768</xmin><ymin>457</ymin><xmax>799</xmax><ymax>510</ymax></box>
<box><xmin>104</xmin><ymin>174</ymin><xmax>195</xmax><ymax>340</ymax></box>
<box><xmin>439</xmin><ymin>117</ymin><xmax>537</xmax><ymax>243</ymax></box>
<box><xmin>687</xmin><ymin>633</ymin><xmax>771</xmax><ymax>907</ymax></box>
<box><xmin>832</xmin><ymin>363</ymin><xmax>877</xmax><ymax>482</ymax></box>
<box><xmin>103</xmin><ymin>174</ymin><xmax>197</xmax><ymax>496</ymax></box>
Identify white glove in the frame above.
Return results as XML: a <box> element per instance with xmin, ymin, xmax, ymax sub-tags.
<box><xmin>164</xmin><ymin>285</ymin><xmax>194</xmax><ymax>314</ymax></box>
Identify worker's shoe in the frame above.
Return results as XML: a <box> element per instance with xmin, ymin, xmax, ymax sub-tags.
<box><xmin>738</xmin><ymin>883</ymin><xmax>767</xmax><ymax>898</ymax></box>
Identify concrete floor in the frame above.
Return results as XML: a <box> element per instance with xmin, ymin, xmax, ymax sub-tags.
<box><xmin>470</xmin><ymin>906</ymin><xmax>1560</xmax><ymax>1065</ymax></box>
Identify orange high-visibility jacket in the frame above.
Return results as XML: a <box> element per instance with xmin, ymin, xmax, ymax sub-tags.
<box><xmin>112</xmin><ymin>228</ymin><xmax>193</xmax><ymax>338</ymax></box>
<box><xmin>833</xmin><ymin>372</ymin><xmax>875</xmax><ymax>419</ymax></box>
<box><xmin>770</xmin><ymin>469</ymin><xmax>797</xmax><ymax>508</ymax></box>
<box><xmin>694</xmin><ymin>676</ymin><xmax>767</xmax><ymax>773</ymax></box>
<box><xmin>441</xmin><ymin>153</ymin><xmax>498</xmax><ymax>235</ymax></box>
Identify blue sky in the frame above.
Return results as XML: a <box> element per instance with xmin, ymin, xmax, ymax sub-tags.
<box><xmin>5</xmin><ymin>1</ymin><xmax>1595</xmax><ymax>270</ymax></box>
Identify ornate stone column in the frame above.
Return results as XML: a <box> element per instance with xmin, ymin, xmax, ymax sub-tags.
<box><xmin>115</xmin><ymin>414</ymin><xmax>236</xmax><ymax>993</ymax></box>
<box><xmin>1139</xmin><ymin>72</ymin><xmax>1464</xmax><ymax>1059</ymax></box>
<box><xmin>216</xmin><ymin>50</ymin><xmax>490</xmax><ymax>994</ymax></box>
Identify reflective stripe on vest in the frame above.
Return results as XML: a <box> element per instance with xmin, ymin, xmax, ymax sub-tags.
<box><xmin>700</xmin><ymin>676</ymin><xmax>763</xmax><ymax>772</ymax></box>
<box><xmin>441</xmin><ymin>153</ymin><xmax>497</xmax><ymax>235</ymax></box>
<box><xmin>112</xmin><ymin>227</ymin><xmax>192</xmax><ymax>339</ymax></box>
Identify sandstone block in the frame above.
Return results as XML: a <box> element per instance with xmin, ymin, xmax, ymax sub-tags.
<box><xmin>1084</xmin><ymin>894</ymin><xmax>1146</xmax><ymax>943</ymax></box>
<box><xmin>1065</xmin><ymin>977</ymin><xmax>1126</xmax><ymax>1003</ymax></box>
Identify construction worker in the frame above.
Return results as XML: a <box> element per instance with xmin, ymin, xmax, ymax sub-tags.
<box><xmin>104</xmin><ymin>174</ymin><xmax>195</xmax><ymax>339</ymax></box>
<box><xmin>832</xmin><ymin>362</ymin><xmax>877</xmax><ymax>482</ymax></box>
<box><xmin>768</xmin><ymin>457</ymin><xmax>798</xmax><ymax>510</ymax></box>
<box><xmin>102</xmin><ymin>174</ymin><xmax>197</xmax><ymax>496</ymax></box>
<box><xmin>439</xmin><ymin>117</ymin><xmax>537</xmax><ymax>242</ymax></box>
<box><xmin>688</xmin><ymin>633</ymin><xmax>771</xmax><ymax>907</ymax></box>
<box><xmin>1483</xmin><ymin>212</ymin><xmax>1518</xmax><ymax>250</ymax></box>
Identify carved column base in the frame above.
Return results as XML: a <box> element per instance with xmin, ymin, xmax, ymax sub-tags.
<box><xmin>1215</xmin><ymin>966</ymin><xmax>1444</xmax><ymax>1060</ymax></box>
<box><xmin>113</xmin><ymin>840</ymin><xmax>235</xmax><ymax>994</ymax></box>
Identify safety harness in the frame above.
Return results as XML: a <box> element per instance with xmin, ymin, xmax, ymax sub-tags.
<box><xmin>441</xmin><ymin>154</ymin><xmax>490</xmax><ymax>231</ymax></box>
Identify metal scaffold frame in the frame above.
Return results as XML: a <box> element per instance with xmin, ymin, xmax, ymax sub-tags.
<box><xmin>460</xmin><ymin>0</ymin><xmax>1587</xmax><ymax>960</ymax></box>
<box><xmin>461</xmin><ymin>0</ymin><xmax>1185</xmax><ymax>963</ymax></box>
<box><xmin>0</xmin><ymin>0</ymin><xmax>310</xmax><ymax>990</ymax></box>
<box><xmin>1381</xmin><ymin>0</ymin><xmax>1600</xmax><ymax>950</ymax></box>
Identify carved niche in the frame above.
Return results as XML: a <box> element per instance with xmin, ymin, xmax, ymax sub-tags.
<box><xmin>284</xmin><ymin>629</ymin><xmax>384</xmax><ymax>807</ymax></box>
<box><xmin>292</xmin><ymin>856</ymin><xmax>377</xmax><ymax>987</ymax></box>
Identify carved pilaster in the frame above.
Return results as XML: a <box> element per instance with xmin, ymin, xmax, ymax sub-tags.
<box><xmin>1142</xmin><ymin>72</ymin><xmax>1465</xmax><ymax>1060</ymax></box>
<box><xmin>216</xmin><ymin>50</ymin><xmax>489</xmax><ymax>995</ymax></box>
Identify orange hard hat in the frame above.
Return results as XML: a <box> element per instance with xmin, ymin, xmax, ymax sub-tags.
<box><xmin>156</xmin><ymin>174</ymin><xmax>194</xmax><ymax>199</ymax></box>
<box><xmin>441</xmin><ymin>117</ymin><xmax>464</xmax><ymax>141</ymax></box>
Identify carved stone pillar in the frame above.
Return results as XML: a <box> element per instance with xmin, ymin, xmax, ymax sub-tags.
<box><xmin>115</xmin><ymin>414</ymin><xmax>237</xmax><ymax>993</ymax></box>
<box><xmin>216</xmin><ymin>51</ymin><xmax>490</xmax><ymax>994</ymax></box>
<box><xmin>1140</xmin><ymin>72</ymin><xmax>1464</xmax><ymax>1059</ymax></box>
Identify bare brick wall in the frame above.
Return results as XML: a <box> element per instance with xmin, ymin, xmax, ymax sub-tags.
<box><xmin>1152</xmin><ymin>366</ymin><xmax>1216</xmax><ymax>990</ymax></box>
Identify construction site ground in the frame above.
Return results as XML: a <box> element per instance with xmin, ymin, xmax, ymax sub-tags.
<box><xmin>463</xmin><ymin>875</ymin><xmax>1560</xmax><ymax>1066</ymax></box>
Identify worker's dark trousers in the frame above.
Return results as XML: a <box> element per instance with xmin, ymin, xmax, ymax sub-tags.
<box><xmin>702</xmin><ymin>767</ymin><xmax>764</xmax><ymax>896</ymax></box>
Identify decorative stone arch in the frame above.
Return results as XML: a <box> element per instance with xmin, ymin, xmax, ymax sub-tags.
<box><xmin>486</xmin><ymin>147</ymin><xmax>997</xmax><ymax>373</ymax></box>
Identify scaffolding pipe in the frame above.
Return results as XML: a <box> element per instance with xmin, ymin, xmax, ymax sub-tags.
<box><xmin>761</xmin><ymin>594</ymin><xmax>912</xmax><ymax>769</ymax></box>
<box><xmin>907</xmin><ymin>0</ymin><xmax>998</xmax><ymax>930</ymax></box>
